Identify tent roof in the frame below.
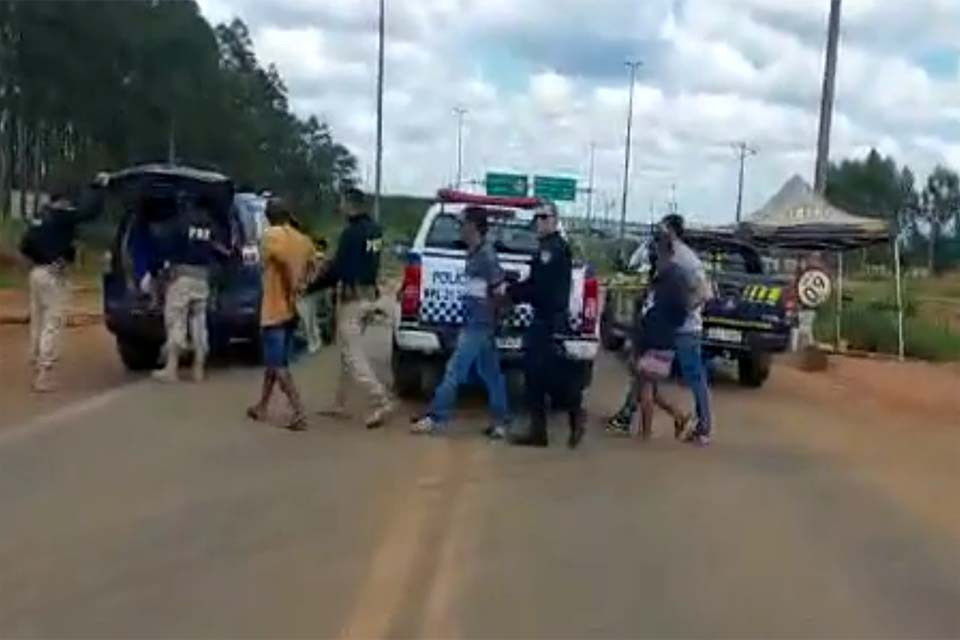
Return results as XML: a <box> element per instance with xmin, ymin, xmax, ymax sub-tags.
<box><xmin>741</xmin><ymin>175</ymin><xmax>889</xmax><ymax>250</ymax></box>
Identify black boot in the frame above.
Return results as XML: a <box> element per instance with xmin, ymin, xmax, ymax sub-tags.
<box><xmin>568</xmin><ymin>408</ymin><xmax>586</xmax><ymax>449</ymax></box>
<box><xmin>512</xmin><ymin>411</ymin><xmax>548</xmax><ymax>447</ymax></box>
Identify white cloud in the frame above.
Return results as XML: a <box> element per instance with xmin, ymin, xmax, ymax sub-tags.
<box><xmin>196</xmin><ymin>0</ymin><xmax>960</xmax><ymax>224</ymax></box>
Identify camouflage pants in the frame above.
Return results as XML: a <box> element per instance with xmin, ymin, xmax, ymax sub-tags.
<box><xmin>163</xmin><ymin>273</ymin><xmax>210</xmax><ymax>356</ymax></box>
<box><xmin>336</xmin><ymin>298</ymin><xmax>391</xmax><ymax>409</ymax></box>
<box><xmin>29</xmin><ymin>266</ymin><xmax>67</xmax><ymax>370</ymax></box>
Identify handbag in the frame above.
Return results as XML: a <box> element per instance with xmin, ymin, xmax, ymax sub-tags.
<box><xmin>635</xmin><ymin>349</ymin><xmax>675</xmax><ymax>380</ymax></box>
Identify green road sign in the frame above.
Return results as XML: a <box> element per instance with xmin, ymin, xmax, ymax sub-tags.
<box><xmin>485</xmin><ymin>172</ymin><xmax>528</xmax><ymax>197</ymax></box>
<box><xmin>533</xmin><ymin>175</ymin><xmax>577</xmax><ymax>201</ymax></box>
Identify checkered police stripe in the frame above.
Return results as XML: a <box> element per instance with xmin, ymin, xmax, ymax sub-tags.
<box><xmin>420</xmin><ymin>299</ymin><xmax>582</xmax><ymax>332</ymax></box>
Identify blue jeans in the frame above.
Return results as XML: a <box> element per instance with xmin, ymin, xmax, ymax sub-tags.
<box><xmin>428</xmin><ymin>328</ymin><xmax>510</xmax><ymax>427</ymax></box>
<box><xmin>675</xmin><ymin>332</ymin><xmax>712</xmax><ymax>435</ymax></box>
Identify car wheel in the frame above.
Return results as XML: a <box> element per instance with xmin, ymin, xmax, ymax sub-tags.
<box><xmin>738</xmin><ymin>351</ymin><xmax>772</xmax><ymax>388</ymax></box>
<box><xmin>391</xmin><ymin>343</ymin><xmax>423</xmax><ymax>399</ymax></box>
<box><xmin>116</xmin><ymin>337</ymin><xmax>161</xmax><ymax>371</ymax></box>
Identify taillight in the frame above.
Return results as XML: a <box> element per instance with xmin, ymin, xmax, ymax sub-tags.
<box><xmin>582</xmin><ymin>275</ymin><xmax>599</xmax><ymax>334</ymax></box>
<box><xmin>400</xmin><ymin>261</ymin><xmax>422</xmax><ymax>318</ymax></box>
<box><xmin>785</xmin><ymin>281</ymin><xmax>798</xmax><ymax>319</ymax></box>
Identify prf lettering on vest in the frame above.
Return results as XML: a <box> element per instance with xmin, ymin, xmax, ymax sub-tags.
<box><xmin>188</xmin><ymin>226</ymin><xmax>211</xmax><ymax>241</ymax></box>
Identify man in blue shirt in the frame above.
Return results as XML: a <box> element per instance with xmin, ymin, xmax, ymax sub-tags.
<box><xmin>411</xmin><ymin>207</ymin><xmax>510</xmax><ymax>436</ymax></box>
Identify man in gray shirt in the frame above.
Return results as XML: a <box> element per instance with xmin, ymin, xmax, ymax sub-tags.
<box><xmin>661</xmin><ymin>214</ymin><xmax>713</xmax><ymax>445</ymax></box>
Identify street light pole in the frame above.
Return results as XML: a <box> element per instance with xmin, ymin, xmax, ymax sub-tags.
<box><xmin>733</xmin><ymin>141</ymin><xmax>757</xmax><ymax>223</ymax></box>
<box><xmin>620</xmin><ymin>60</ymin><xmax>642</xmax><ymax>240</ymax></box>
<box><xmin>814</xmin><ymin>0</ymin><xmax>842</xmax><ymax>194</ymax></box>
<box><xmin>453</xmin><ymin>106</ymin><xmax>467</xmax><ymax>188</ymax></box>
<box><xmin>373</xmin><ymin>0</ymin><xmax>385</xmax><ymax>221</ymax></box>
<box><xmin>586</xmin><ymin>142</ymin><xmax>596</xmax><ymax>226</ymax></box>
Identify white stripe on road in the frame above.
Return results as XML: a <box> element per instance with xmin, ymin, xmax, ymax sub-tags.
<box><xmin>0</xmin><ymin>383</ymin><xmax>141</xmax><ymax>448</ymax></box>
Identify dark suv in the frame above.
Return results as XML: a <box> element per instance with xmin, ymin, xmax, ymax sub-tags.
<box><xmin>102</xmin><ymin>165</ymin><xmax>263</xmax><ymax>370</ymax></box>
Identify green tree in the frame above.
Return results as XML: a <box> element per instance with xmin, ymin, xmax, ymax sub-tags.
<box><xmin>920</xmin><ymin>165</ymin><xmax>960</xmax><ymax>274</ymax></box>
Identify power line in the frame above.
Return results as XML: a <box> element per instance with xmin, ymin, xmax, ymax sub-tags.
<box><xmin>620</xmin><ymin>60</ymin><xmax>642</xmax><ymax>240</ymax></box>
<box><xmin>732</xmin><ymin>141</ymin><xmax>758</xmax><ymax>223</ymax></box>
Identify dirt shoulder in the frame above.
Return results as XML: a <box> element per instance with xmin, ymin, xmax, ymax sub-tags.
<box><xmin>0</xmin><ymin>323</ymin><xmax>134</xmax><ymax>429</ymax></box>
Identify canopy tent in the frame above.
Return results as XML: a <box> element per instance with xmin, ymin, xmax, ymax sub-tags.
<box><xmin>737</xmin><ymin>175</ymin><xmax>903</xmax><ymax>359</ymax></box>
<box><xmin>739</xmin><ymin>175</ymin><xmax>889</xmax><ymax>251</ymax></box>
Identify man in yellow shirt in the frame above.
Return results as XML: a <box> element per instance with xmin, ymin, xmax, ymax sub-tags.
<box><xmin>246</xmin><ymin>199</ymin><xmax>316</xmax><ymax>431</ymax></box>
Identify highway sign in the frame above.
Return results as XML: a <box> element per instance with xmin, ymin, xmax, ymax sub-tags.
<box><xmin>486</xmin><ymin>172</ymin><xmax>529</xmax><ymax>197</ymax></box>
<box><xmin>533</xmin><ymin>175</ymin><xmax>577</xmax><ymax>201</ymax></box>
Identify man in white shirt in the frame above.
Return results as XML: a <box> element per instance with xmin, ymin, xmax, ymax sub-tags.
<box><xmin>661</xmin><ymin>214</ymin><xmax>713</xmax><ymax>445</ymax></box>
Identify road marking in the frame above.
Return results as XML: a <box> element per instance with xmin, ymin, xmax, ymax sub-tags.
<box><xmin>0</xmin><ymin>383</ymin><xmax>141</xmax><ymax>448</ymax></box>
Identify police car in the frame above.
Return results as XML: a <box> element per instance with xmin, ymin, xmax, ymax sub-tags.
<box><xmin>391</xmin><ymin>189</ymin><xmax>600</xmax><ymax>398</ymax></box>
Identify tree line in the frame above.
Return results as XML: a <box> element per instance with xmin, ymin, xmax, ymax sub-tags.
<box><xmin>0</xmin><ymin>0</ymin><xmax>357</xmax><ymax>223</ymax></box>
<box><xmin>827</xmin><ymin>150</ymin><xmax>960</xmax><ymax>273</ymax></box>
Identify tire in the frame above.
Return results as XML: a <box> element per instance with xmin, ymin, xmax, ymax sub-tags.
<box><xmin>738</xmin><ymin>351</ymin><xmax>772</xmax><ymax>388</ymax></box>
<box><xmin>116</xmin><ymin>337</ymin><xmax>161</xmax><ymax>371</ymax></box>
<box><xmin>391</xmin><ymin>343</ymin><xmax>423</xmax><ymax>399</ymax></box>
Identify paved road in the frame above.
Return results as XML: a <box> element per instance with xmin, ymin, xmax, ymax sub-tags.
<box><xmin>1</xmin><ymin>325</ymin><xmax>959</xmax><ymax>638</ymax></box>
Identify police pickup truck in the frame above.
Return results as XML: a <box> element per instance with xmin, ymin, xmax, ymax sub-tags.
<box><xmin>600</xmin><ymin>231</ymin><xmax>795</xmax><ymax>387</ymax></box>
<box><xmin>391</xmin><ymin>190</ymin><xmax>600</xmax><ymax>398</ymax></box>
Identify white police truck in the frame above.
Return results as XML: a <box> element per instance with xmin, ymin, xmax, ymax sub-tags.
<box><xmin>391</xmin><ymin>189</ymin><xmax>600</xmax><ymax>398</ymax></box>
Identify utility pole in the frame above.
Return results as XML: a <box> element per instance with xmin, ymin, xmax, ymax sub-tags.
<box><xmin>453</xmin><ymin>105</ymin><xmax>467</xmax><ymax>188</ymax></box>
<box><xmin>586</xmin><ymin>142</ymin><xmax>596</xmax><ymax>226</ymax></box>
<box><xmin>733</xmin><ymin>141</ymin><xmax>757</xmax><ymax>223</ymax></box>
<box><xmin>620</xmin><ymin>60</ymin><xmax>642</xmax><ymax>239</ymax></box>
<box><xmin>814</xmin><ymin>0</ymin><xmax>842</xmax><ymax>194</ymax></box>
<box><xmin>373</xmin><ymin>0</ymin><xmax>385</xmax><ymax>221</ymax></box>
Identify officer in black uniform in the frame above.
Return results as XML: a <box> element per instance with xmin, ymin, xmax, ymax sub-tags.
<box><xmin>19</xmin><ymin>174</ymin><xmax>108</xmax><ymax>391</ymax></box>
<box><xmin>315</xmin><ymin>187</ymin><xmax>394</xmax><ymax>428</ymax></box>
<box><xmin>508</xmin><ymin>201</ymin><xmax>586</xmax><ymax>449</ymax></box>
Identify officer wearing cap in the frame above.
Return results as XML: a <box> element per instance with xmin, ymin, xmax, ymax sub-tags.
<box><xmin>508</xmin><ymin>201</ymin><xmax>586</xmax><ymax>449</ymax></box>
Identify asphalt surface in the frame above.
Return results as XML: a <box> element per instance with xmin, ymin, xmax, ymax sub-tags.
<box><xmin>1</xmin><ymin>325</ymin><xmax>959</xmax><ymax>638</ymax></box>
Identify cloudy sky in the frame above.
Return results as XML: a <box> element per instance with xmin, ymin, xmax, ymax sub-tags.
<box><xmin>197</xmin><ymin>0</ymin><xmax>960</xmax><ymax>225</ymax></box>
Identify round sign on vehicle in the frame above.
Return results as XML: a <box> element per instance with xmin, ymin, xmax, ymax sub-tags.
<box><xmin>796</xmin><ymin>267</ymin><xmax>832</xmax><ymax>308</ymax></box>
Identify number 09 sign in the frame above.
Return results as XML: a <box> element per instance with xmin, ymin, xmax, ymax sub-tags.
<box><xmin>796</xmin><ymin>268</ymin><xmax>832</xmax><ymax>309</ymax></box>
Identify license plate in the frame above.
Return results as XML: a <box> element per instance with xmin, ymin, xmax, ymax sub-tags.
<box><xmin>708</xmin><ymin>327</ymin><xmax>742</xmax><ymax>344</ymax></box>
<box><xmin>496</xmin><ymin>336</ymin><xmax>523</xmax><ymax>350</ymax></box>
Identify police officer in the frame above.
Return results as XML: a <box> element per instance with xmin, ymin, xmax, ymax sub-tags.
<box><xmin>19</xmin><ymin>173</ymin><xmax>109</xmax><ymax>392</ymax></box>
<box><xmin>153</xmin><ymin>198</ymin><xmax>229</xmax><ymax>383</ymax></box>
<box><xmin>316</xmin><ymin>187</ymin><xmax>394</xmax><ymax>429</ymax></box>
<box><xmin>508</xmin><ymin>201</ymin><xmax>586</xmax><ymax>449</ymax></box>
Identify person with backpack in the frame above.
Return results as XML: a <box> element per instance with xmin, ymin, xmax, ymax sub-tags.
<box><xmin>19</xmin><ymin>174</ymin><xmax>109</xmax><ymax>392</ymax></box>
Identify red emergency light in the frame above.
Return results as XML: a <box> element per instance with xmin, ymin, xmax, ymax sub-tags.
<box><xmin>436</xmin><ymin>189</ymin><xmax>543</xmax><ymax>210</ymax></box>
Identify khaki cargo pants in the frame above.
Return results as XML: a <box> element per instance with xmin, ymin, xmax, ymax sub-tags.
<box><xmin>29</xmin><ymin>265</ymin><xmax>67</xmax><ymax>370</ymax></box>
<box><xmin>163</xmin><ymin>269</ymin><xmax>210</xmax><ymax>358</ymax></box>
<box><xmin>335</xmin><ymin>288</ymin><xmax>391</xmax><ymax>410</ymax></box>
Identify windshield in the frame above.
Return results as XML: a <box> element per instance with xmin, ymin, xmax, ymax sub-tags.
<box><xmin>425</xmin><ymin>212</ymin><xmax>539</xmax><ymax>255</ymax></box>
<box><xmin>234</xmin><ymin>193</ymin><xmax>268</xmax><ymax>244</ymax></box>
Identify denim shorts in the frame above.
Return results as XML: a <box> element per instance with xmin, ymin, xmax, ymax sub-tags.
<box><xmin>262</xmin><ymin>322</ymin><xmax>295</xmax><ymax>369</ymax></box>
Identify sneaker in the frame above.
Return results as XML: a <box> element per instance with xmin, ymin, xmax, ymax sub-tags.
<box><xmin>365</xmin><ymin>399</ymin><xmax>396</xmax><ymax>429</ymax></box>
<box><xmin>483</xmin><ymin>424</ymin><xmax>508</xmax><ymax>441</ymax></box>
<box><xmin>410</xmin><ymin>415</ymin><xmax>436</xmax><ymax>435</ymax></box>
<box><xmin>605</xmin><ymin>416</ymin><xmax>631</xmax><ymax>437</ymax></box>
<box><xmin>682</xmin><ymin>431</ymin><xmax>712</xmax><ymax>447</ymax></box>
<box><xmin>151</xmin><ymin>369</ymin><xmax>178</xmax><ymax>384</ymax></box>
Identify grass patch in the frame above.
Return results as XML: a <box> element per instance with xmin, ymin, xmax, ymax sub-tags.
<box><xmin>815</xmin><ymin>302</ymin><xmax>960</xmax><ymax>361</ymax></box>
